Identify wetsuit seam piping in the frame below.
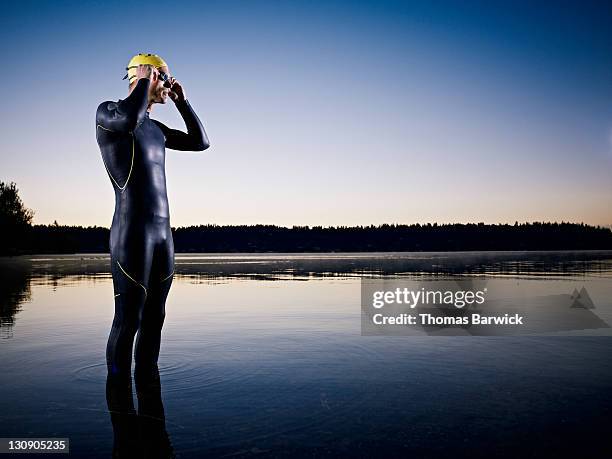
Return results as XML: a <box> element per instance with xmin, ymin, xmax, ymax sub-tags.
<box><xmin>116</xmin><ymin>260</ymin><xmax>148</xmax><ymax>297</ymax></box>
<box><xmin>96</xmin><ymin>125</ymin><xmax>135</xmax><ymax>193</ymax></box>
<box><xmin>161</xmin><ymin>270</ymin><xmax>174</xmax><ymax>282</ymax></box>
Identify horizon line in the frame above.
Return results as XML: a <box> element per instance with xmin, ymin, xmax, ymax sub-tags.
<box><xmin>34</xmin><ymin>221</ymin><xmax>612</xmax><ymax>230</ymax></box>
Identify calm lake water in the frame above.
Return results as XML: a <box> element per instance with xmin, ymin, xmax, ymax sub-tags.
<box><xmin>1</xmin><ymin>251</ymin><xmax>612</xmax><ymax>458</ymax></box>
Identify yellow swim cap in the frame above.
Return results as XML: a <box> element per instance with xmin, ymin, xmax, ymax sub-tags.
<box><xmin>123</xmin><ymin>53</ymin><xmax>168</xmax><ymax>82</ymax></box>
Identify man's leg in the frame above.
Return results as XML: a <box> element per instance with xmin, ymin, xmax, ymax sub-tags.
<box><xmin>134</xmin><ymin>233</ymin><xmax>174</xmax><ymax>375</ymax></box>
<box><xmin>106</xmin><ymin>229</ymin><xmax>155</xmax><ymax>456</ymax></box>
<box><xmin>134</xmin><ymin>266</ymin><xmax>173</xmax><ymax>374</ymax></box>
<box><xmin>106</xmin><ymin>255</ymin><xmax>150</xmax><ymax>458</ymax></box>
<box><xmin>134</xmin><ymin>233</ymin><xmax>175</xmax><ymax>456</ymax></box>
<box><xmin>107</xmin><ymin>235</ymin><xmax>154</xmax><ymax>379</ymax></box>
<box><xmin>107</xmin><ymin>279</ymin><xmax>147</xmax><ymax>378</ymax></box>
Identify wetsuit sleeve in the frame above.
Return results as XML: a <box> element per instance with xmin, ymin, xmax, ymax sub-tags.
<box><xmin>152</xmin><ymin>99</ymin><xmax>210</xmax><ymax>151</ymax></box>
<box><xmin>96</xmin><ymin>78</ymin><xmax>151</xmax><ymax>133</ymax></box>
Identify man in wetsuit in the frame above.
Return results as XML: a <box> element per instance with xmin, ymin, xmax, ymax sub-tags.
<box><xmin>98</xmin><ymin>54</ymin><xmax>209</xmax><ymax>457</ymax></box>
<box><xmin>96</xmin><ymin>53</ymin><xmax>209</xmax><ymax>381</ymax></box>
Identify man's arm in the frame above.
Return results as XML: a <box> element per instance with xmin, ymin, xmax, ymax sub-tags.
<box><xmin>96</xmin><ymin>65</ymin><xmax>156</xmax><ymax>133</ymax></box>
<box><xmin>96</xmin><ymin>78</ymin><xmax>150</xmax><ymax>133</ymax></box>
<box><xmin>153</xmin><ymin>99</ymin><xmax>210</xmax><ymax>151</ymax></box>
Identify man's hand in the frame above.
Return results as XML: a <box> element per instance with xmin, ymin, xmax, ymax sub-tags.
<box><xmin>168</xmin><ymin>77</ymin><xmax>187</xmax><ymax>102</ymax></box>
<box><xmin>136</xmin><ymin>64</ymin><xmax>158</xmax><ymax>81</ymax></box>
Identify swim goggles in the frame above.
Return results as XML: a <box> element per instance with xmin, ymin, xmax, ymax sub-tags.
<box><xmin>123</xmin><ymin>67</ymin><xmax>173</xmax><ymax>87</ymax></box>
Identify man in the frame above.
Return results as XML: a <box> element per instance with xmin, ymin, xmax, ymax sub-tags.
<box><xmin>96</xmin><ymin>53</ymin><xmax>210</xmax><ymax>381</ymax></box>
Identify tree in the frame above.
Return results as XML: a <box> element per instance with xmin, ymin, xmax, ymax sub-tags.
<box><xmin>0</xmin><ymin>181</ymin><xmax>34</xmax><ymax>254</ymax></box>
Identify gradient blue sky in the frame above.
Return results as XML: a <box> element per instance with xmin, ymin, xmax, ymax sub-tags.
<box><xmin>1</xmin><ymin>0</ymin><xmax>611</xmax><ymax>227</ymax></box>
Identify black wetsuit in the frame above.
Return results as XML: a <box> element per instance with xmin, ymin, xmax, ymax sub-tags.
<box><xmin>96</xmin><ymin>77</ymin><xmax>209</xmax><ymax>378</ymax></box>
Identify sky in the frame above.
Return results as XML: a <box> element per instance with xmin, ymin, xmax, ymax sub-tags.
<box><xmin>1</xmin><ymin>0</ymin><xmax>611</xmax><ymax>227</ymax></box>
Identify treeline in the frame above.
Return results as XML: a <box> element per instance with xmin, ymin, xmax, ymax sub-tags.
<box><xmin>6</xmin><ymin>221</ymin><xmax>612</xmax><ymax>254</ymax></box>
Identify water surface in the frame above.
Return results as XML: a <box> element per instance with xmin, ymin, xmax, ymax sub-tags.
<box><xmin>1</xmin><ymin>251</ymin><xmax>611</xmax><ymax>458</ymax></box>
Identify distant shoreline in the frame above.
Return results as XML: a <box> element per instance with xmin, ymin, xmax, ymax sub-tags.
<box><xmin>4</xmin><ymin>222</ymin><xmax>611</xmax><ymax>255</ymax></box>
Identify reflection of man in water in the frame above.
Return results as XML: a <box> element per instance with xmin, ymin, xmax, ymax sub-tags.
<box><xmin>97</xmin><ymin>53</ymin><xmax>209</xmax><ymax>457</ymax></box>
